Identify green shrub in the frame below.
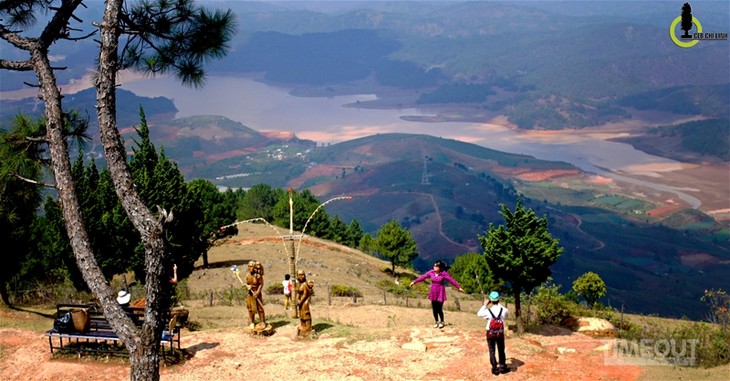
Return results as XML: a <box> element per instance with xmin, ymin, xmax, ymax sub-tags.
<box><xmin>532</xmin><ymin>283</ymin><xmax>579</xmax><ymax>326</ymax></box>
<box><xmin>215</xmin><ymin>287</ymin><xmax>248</xmax><ymax>306</ymax></box>
<box><xmin>330</xmin><ymin>284</ymin><xmax>362</xmax><ymax>297</ymax></box>
<box><xmin>375</xmin><ymin>278</ymin><xmax>417</xmax><ymax>297</ymax></box>
<box><xmin>174</xmin><ymin>279</ymin><xmax>190</xmax><ymax>303</ymax></box>
<box><xmin>611</xmin><ymin>316</ymin><xmax>729</xmax><ymax>367</ymax></box>
<box><xmin>267</xmin><ymin>283</ymin><xmax>284</xmax><ymax>295</ymax></box>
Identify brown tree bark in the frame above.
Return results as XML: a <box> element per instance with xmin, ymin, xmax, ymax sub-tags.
<box><xmin>513</xmin><ymin>285</ymin><xmax>524</xmax><ymax>334</ymax></box>
<box><xmin>95</xmin><ymin>1</ymin><xmax>168</xmax><ymax>379</ymax></box>
<box><xmin>1</xmin><ymin>1</ymin><xmax>167</xmax><ymax>379</ymax></box>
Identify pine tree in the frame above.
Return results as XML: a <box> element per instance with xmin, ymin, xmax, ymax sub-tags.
<box><xmin>374</xmin><ymin>220</ymin><xmax>418</xmax><ymax>276</ymax></box>
<box><xmin>1</xmin><ymin>1</ymin><xmax>234</xmax><ymax>375</ymax></box>
<box><xmin>479</xmin><ymin>197</ymin><xmax>563</xmax><ymax>333</ymax></box>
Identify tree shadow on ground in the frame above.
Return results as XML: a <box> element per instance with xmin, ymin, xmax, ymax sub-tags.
<box><xmin>10</xmin><ymin>306</ymin><xmax>55</xmax><ymax>319</ymax></box>
<box><xmin>269</xmin><ymin>319</ymin><xmax>291</xmax><ymax>329</ymax></box>
<box><xmin>527</xmin><ymin>325</ymin><xmax>573</xmax><ymax>336</ymax></box>
<box><xmin>313</xmin><ymin>322</ymin><xmax>334</xmax><ymax>332</ymax></box>
<box><xmin>196</xmin><ymin>259</ymin><xmax>254</xmax><ymax>271</ymax></box>
<box><xmin>185</xmin><ymin>342</ymin><xmax>219</xmax><ymax>355</ymax></box>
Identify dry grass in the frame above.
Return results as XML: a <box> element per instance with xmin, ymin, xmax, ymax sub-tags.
<box><xmin>190</xmin><ymin>223</ymin><xmax>419</xmax><ymax>303</ymax></box>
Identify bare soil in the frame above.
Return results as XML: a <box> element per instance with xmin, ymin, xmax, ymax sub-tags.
<box><xmin>0</xmin><ymin>309</ymin><xmax>643</xmax><ymax>381</ymax></box>
<box><xmin>3</xmin><ymin>305</ymin><xmax>728</xmax><ymax>381</ymax></box>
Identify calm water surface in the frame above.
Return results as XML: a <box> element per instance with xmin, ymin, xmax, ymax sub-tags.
<box><xmin>122</xmin><ymin>76</ymin><xmax>700</xmax><ymax>207</ymax></box>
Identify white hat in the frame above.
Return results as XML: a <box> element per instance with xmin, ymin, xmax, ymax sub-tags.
<box><xmin>117</xmin><ymin>290</ymin><xmax>131</xmax><ymax>305</ymax></box>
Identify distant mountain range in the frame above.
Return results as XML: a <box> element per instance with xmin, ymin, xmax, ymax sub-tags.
<box><xmin>3</xmin><ymin>1</ymin><xmax>728</xmax><ymax>129</ymax></box>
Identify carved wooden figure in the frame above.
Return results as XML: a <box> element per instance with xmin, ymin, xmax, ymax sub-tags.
<box><xmin>296</xmin><ymin>270</ymin><xmax>315</xmax><ymax>337</ymax></box>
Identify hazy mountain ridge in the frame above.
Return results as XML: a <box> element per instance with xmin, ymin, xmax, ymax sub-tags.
<box><xmin>3</xmin><ymin>2</ymin><xmax>728</xmax><ymax>132</ymax></box>
<box><xmin>273</xmin><ymin>133</ymin><xmax>729</xmax><ymax>319</ymax></box>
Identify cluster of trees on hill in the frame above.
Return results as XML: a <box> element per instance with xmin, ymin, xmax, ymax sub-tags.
<box><xmin>618</xmin><ymin>84</ymin><xmax>730</xmax><ymax>119</ymax></box>
<box><xmin>650</xmin><ymin>119</ymin><xmax>730</xmax><ymax>161</ymax></box>
<box><xmin>0</xmin><ymin>111</ymin><xmax>228</xmax><ymax>298</ymax></box>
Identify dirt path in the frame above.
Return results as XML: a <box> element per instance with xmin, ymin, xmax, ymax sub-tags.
<box><xmin>0</xmin><ymin>305</ymin><xmax>642</xmax><ymax>381</ymax></box>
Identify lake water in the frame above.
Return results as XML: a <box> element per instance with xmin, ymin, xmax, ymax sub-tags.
<box><xmin>122</xmin><ymin>75</ymin><xmax>700</xmax><ymax>207</ymax></box>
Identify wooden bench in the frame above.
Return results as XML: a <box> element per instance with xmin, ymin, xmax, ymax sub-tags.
<box><xmin>44</xmin><ymin>303</ymin><xmax>181</xmax><ymax>356</ymax></box>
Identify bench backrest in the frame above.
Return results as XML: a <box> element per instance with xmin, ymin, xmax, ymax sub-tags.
<box><xmin>55</xmin><ymin>304</ymin><xmax>172</xmax><ymax>331</ymax></box>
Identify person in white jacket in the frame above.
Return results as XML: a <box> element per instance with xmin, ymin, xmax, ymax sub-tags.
<box><xmin>477</xmin><ymin>291</ymin><xmax>510</xmax><ymax>375</ymax></box>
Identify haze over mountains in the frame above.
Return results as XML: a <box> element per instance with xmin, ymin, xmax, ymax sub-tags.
<box><xmin>1</xmin><ymin>1</ymin><xmax>728</xmax><ymax>319</ymax></box>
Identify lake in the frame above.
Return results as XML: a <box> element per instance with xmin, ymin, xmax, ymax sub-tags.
<box><xmin>121</xmin><ymin>75</ymin><xmax>699</xmax><ymax>207</ymax></box>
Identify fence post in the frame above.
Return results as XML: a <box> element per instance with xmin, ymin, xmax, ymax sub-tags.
<box><xmin>209</xmin><ymin>291</ymin><xmax>214</xmax><ymax>307</ymax></box>
<box><xmin>352</xmin><ymin>291</ymin><xmax>357</xmax><ymax>304</ymax></box>
<box><xmin>383</xmin><ymin>290</ymin><xmax>387</xmax><ymax>305</ymax></box>
<box><xmin>328</xmin><ymin>284</ymin><xmax>332</xmax><ymax>306</ymax></box>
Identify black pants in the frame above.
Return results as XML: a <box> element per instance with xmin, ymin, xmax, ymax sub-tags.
<box><xmin>487</xmin><ymin>333</ymin><xmax>506</xmax><ymax>370</ymax></box>
<box><xmin>431</xmin><ymin>300</ymin><xmax>444</xmax><ymax>323</ymax></box>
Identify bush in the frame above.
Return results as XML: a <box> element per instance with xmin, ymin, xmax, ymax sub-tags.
<box><xmin>375</xmin><ymin>278</ymin><xmax>417</xmax><ymax>297</ymax></box>
<box><xmin>532</xmin><ymin>283</ymin><xmax>579</xmax><ymax>326</ymax></box>
<box><xmin>267</xmin><ymin>283</ymin><xmax>284</xmax><ymax>295</ymax></box>
<box><xmin>329</xmin><ymin>284</ymin><xmax>362</xmax><ymax>298</ymax></box>
<box><xmin>218</xmin><ymin>287</ymin><xmax>248</xmax><ymax>306</ymax></box>
<box><xmin>174</xmin><ymin>279</ymin><xmax>190</xmax><ymax>303</ymax></box>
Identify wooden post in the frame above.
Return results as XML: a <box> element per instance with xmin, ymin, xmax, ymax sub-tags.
<box><xmin>289</xmin><ymin>239</ymin><xmax>298</xmax><ymax>319</ymax></box>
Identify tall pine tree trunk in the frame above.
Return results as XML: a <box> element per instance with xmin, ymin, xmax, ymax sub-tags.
<box><xmin>24</xmin><ymin>11</ymin><xmax>146</xmax><ymax>377</ymax></box>
<box><xmin>514</xmin><ymin>285</ymin><xmax>524</xmax><ymax>334</ymax></box>
<box><xmin>97</xmin><ymin>1</ymin><xmax>168</xmax><ymax>379</ymax></box>
<box><xmin>129</xmin><ymin>330</ymin><xmax>163</xmax><ymax>380</ymax></box>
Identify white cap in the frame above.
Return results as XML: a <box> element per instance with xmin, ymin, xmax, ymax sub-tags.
<box><xmin>117</xmin><ymin>290</ymin><xmax>131</xmax><ymax>305</ymax></box>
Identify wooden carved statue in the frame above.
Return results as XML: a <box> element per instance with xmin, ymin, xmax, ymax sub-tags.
<box><xmin>296</xmin><ymin>270</ymin><xmax>315</xmax><ymax>337</ymax></box>
<box><xmin>245</xmin><ymin>261</ymin><xmax>266</xmax><ymax>328</ymax></box>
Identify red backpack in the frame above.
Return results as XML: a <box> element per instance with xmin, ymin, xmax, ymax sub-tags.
<box><xmin>487</xmin><ymin>307</ymin><xmax>504</xmax><ymax>339</ymax></box>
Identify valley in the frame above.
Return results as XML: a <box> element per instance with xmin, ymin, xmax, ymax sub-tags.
<box><xmin>115</xmin><ymin>75</ymin><xmax>726</xmax><ymax>216</ymax></box>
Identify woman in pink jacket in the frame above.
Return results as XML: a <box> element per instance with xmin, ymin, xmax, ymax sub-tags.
<box><xmin>409</xmin><ymin>260</ymin><xmax>464</xmax><ymax>328</ymax></box>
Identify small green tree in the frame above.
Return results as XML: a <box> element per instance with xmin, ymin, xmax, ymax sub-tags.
<box><xmin>185</xmin><ymin>178</ymin><xmax>237</xmax><ymax>268</ymax></box>
<box><xmin>373</xmin><ymin>220</ymin><xmax>418</xmax><ymax>276</ymax></box>
<box><xmin>449</xmin><ymin>252</ymin><xmax>496</xmax><ymax>296</ymax></box>
<box><xmin>272</xmin><ymin>189</ymin><xmax>330</xmax><ymax>236</ymax></box>
<box><xmin>479</xmin><ymin>197</ymin><xmax>563</xmax><ymax>334</ymax></box>
<box><xmin>358</xmin><ymin>233</ymin><xmax>375</xmax><ymax>254</ymax></box>
<box><xmin>572</xmin><ymin>271</ymin><xmax>607</xmax><ymax>307</ymax></box>
<box><xmin>238</xmin><ymin>183</ymin><xmax>278</xmax><ymax>222</ymax></box>
<box><xmin>328</xmin><ymin>215</ymin><xmax>348</xmax><ymax>243</ymax></box>
<box><xmin>344</xmin><ymin>219</ymin><xmax>364</xmax><ymax>248</ymax></box>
